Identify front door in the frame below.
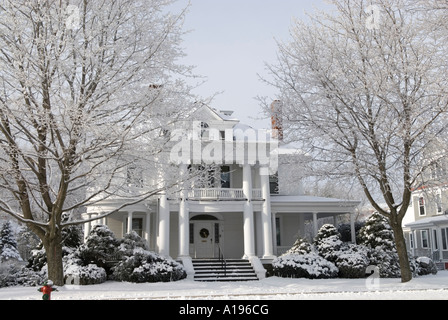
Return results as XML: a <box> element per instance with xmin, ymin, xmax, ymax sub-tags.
<box><xmin>194</xmin><ymin>222</ymin><xmax>215</xmax><ymax>258</ymax></box>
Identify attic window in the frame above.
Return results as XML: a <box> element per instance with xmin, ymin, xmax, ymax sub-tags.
<box><xmin>419</xmin><ymin>197</ymin><xmax>426</xmax><ymax>216</ymax></box>
<box><xmin>201</xmin><ymin>122</ymin><xmax>209</xmax><ymax>139</ymax></box>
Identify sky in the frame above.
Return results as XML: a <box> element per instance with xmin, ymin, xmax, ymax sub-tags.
<box><xmin>170</xmin><ymin>0</ymin><xmax>330</xmax><ymax>129</ymax></box>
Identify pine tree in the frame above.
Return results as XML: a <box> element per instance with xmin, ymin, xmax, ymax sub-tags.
<box><xmin>358</xmin><ymin>212</ymin><xmax>400</xmax><ymax>278</ymax></box>
<box><xmin>358</xmin><ymin>212</ymin><xmax>396</xmax><ymax>251</ymax></box>
<box><xmin>0</xmin><ymin>221</ymin><xmax>22</xmax><ymax>262</ymax></box>
<box><xmin>314</xmin><ymin>224</ymin><xmax>343</xmax><ymax>263</ymax></box>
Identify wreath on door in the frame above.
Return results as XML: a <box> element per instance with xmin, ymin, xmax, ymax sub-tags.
<box><xmin>199</xmin><ymin>228</ymin><xmax>210</xmax><ymax>239</ymax></box>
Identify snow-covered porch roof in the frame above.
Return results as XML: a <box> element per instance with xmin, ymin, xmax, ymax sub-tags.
<box><xmin>405</xmin><ymin>215</ymin><xmax>448</xmax><ymax>229</ymax></box>
<box><xmin>270</xmin><ymin>195</ymin><xmax>361</xmax><ymax>216</ymax></box>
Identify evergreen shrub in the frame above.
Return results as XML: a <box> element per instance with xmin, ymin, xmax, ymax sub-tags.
<box><xmin>273</xmin><ymin>252</ymin><xmax>338</xmax><ymax>279</ymax></box>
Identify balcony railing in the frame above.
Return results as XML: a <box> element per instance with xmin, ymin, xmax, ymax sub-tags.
<box><xmin>186</xmin><ymin>188</ymin><xmax>264</xmax><ymax>201</ymax></box>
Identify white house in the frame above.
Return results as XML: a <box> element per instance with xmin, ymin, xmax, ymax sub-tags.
<box><xmin>82</xmin><ymin>104</ymin><xmax>360</xmax><ymax>280</ymax></box>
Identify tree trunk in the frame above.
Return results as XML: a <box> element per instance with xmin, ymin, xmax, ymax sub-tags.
<box><xmin>44</xmin><ymin>233</ymin><xmax>64</xmax><ymax>286</ymax></box>
<box><xmin>390</xmin><ymin>222</ymin><xmax>413</xmax><ymax>283</ymax></box>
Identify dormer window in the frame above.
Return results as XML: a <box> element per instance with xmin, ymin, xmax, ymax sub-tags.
<box><xmin>201</xmin><ymin>122</ymin><xmax>209</xmax><ymax>139</ymax></box>
<box><xmin>419</xmin><ymin>197</ymin><xmax>426</xmax><ymax>216</ymax></box>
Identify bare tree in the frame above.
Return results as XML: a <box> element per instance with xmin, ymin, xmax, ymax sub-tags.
<box><xmin>0</xmin><ymin>0</ymin><xmax>194</xmax><ymax>285</ymax></box>
<box><xmin>262</xmin><ymin>0</ymin><xmax>448</xmax><ymax>282</ymax></box>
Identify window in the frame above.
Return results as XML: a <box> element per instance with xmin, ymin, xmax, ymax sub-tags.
<box><xmin>433</xmin><ymin>230</ymin><xmax>439</xmax><ymax>251</ymax></box>
<box><xmin>270</xmin><ymin>174</ymin><xmax>279</xmax><ymax>195</ymax></box>
<box><xmin>421</xmin><ymin>230</ymin><xmax>429</xmax><ymax>248</ymax></box>
<box><xmin>419</xmin><ymin>197</ymin><xmax>426</xmax><ymax>216</ymax></box>
<box><xmin>409</xmin><ymin>233</ymin><xmax>414</xmax><ymax>249</ymax></box>
<box><xmin>200</xmin><ymin>122</ymin><xmax>209</xmax><ymax>139</ymax></box>
<box><xmin>189</xmin><ymin>224</ymin><xmax>194</xmax><ymax>244</ymax></box>
<box><xmin>436</xmin><ymin>194</ymin><xmax>443</xmax><ymax>214</ymax></box>
<box><xmin>442</xmin><ymin>228</ymin><xmax>448</xmax><ymax>250</ymax></box>
<box><xmin>125</xmin><ymin>218</ymin><xmax>143</xmax><ymax>238</ymax></box>
<box><xmin>220</xmin><ymin>166</ymin><xmax>231</xmax><ymax>188</ymax></box>
<box><xmin>275</xmin><ymin>217</ymin><xmax>281</xmax><ymax>246</ymax></box>
<box><xmin>214</xmin><ymin>223</ymin><xmax>220</xmax><ymax>244</ymax></box>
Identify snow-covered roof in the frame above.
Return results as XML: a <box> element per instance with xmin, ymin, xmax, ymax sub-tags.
<box><xmin>405</xmin><ymin>215</ymin><xmax>448</xmax><ymax>228</ymax></box>
<box><xmin>270</xmin><ymin>195</ymin><xmax>360</xmax><ymax>215</ymax></box>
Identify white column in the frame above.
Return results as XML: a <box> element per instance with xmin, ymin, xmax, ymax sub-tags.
<box><xmin>242</xmin><ymin>164</ymin><xmax>255</xmax><ymax>258</ymax></box>
<box><xmin>313</xmin><ymin>212</ymin><xmax>318</xmax><ymax>238</ymax></box>
<box><xmin>350</xmin><ymin>211</ymin><xmax>356</xmax><ymax>244</ymax></box>
<box><xmin>159</xmin><ymin>194</ymin><xmax>170</xmax><ymax>257</ymax></box>
<box><xmin>178</xmin><ymin>164</ymin><xmax>190</xmax><ymax>258</ymax></box>
<box><xmin>145</xmin><ymin>211</ymin><xmax>151</xmax><ymax>245</ymax></box>
<box><xmin>127</xmin><ymin>211</ymin><xmax>133</xmax><ymax>234</ymax></box>
<box><xmin>272</xmin><ymin>212</ymin><xmax>277</xmax><ymax>256</ymax></box>
<box><xmin>260</xmin><ymin>167</ymin><xmax>275</xmax><ymax>259</ymax></box>
<box><xmin>84</xmin><ymin>213</ymin><xmax>92</xmax><ymax>239</ymax></box>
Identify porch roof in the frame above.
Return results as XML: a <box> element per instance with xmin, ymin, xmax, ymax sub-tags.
<box><xmin>405</xmin><ymin>215</ymin><xmax>448</xmax><ymax>229</ymax></box>
<box><xmin>270</xmin><ymin>195</ymin><xmax>360</xmax><ymax>215</ymax></box>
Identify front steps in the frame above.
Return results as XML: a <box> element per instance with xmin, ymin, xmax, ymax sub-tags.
<box><xmin>192</xmin><ymin>259</ymin><xmax>259</xmax><ymax>282</ymax></box>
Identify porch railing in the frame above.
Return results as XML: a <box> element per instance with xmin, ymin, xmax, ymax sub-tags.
<box><xmin>188</xmin><ymin>188</ymin><xmax>245</xmax><ymax>200</ymax></box>
<box><xmin>186</xmin><ymin>188</ymin><xmax>264</xmax><ymax>201</ymax></box>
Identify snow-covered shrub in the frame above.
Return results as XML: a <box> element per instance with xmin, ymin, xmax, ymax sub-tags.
<box><xmin>63</xmin><ymin>242</ymin><xmax>107</xmax><ymax>286</ymax></box>
<box><xmin>358</xmin><ymin>212</ymin><xmax>395</xmax><ymax>251</ymax></box>
<box><xmin>77</xmin><ymin>225</ymin><xmax>120</xmax><ymax>275</ymax></box>
<box><xmin>112</xmin><ymin>248</ymin><xmax>186</xmax><ymax>283</ymax></box>
<box><xmin>315</xmin><ymin>225</ymin><xmax>343</xmax><ymax>262</ymax></box>
<box><xmin>368</xmin><ymin>248</ymin><xmax>401</xmax><ymax>278</ymax></box>
<box><xmin>315</xmin><ymin>224</ymin><xmax>341</xmax><ymax>242</ymax></box>
<box><xmin>273</xmin><ymin>253</ymin><xmax>338</xmax><ymax>279</ymax></box>
<box><xmin>119</xmin><ymin>231</ymin><xmax>149</xmax><ymax>256</ymax></box>
<box><xmin>27</xmin><ymin>247</ymin><xmax>47</xmax><ymax>271</ymax></box>
<box><xmin>415</xmin><ymin>257</ymin><xmax>438</xmax><ymax>276</ymax></box>
<box><xmin>0</xmin><ymin>261</ymin><xmax>45</xmax><ymax>288</ymax></box>
<box><xmin>64</xmin><ymin>264</ymin><xmax>107</xmax><ymax>285</ymax></box>
<box><xmin>335</xmin><ymin>244</ymin><xmax>370</xmax><ymax>278</ymax></box>
<box><xmin>285</xmin><ymin>237</ymin><xmax>312</xmax><ymax>255</ymax></box>
<box><xmin>316</xmin><ymin>235</ymin><xmax>343</xmax><ymax>262</ymax></box>
<box><xmin>358</xmin><ymin>213</ymin><xmax>401</xmax><ymax>278</ymax></box>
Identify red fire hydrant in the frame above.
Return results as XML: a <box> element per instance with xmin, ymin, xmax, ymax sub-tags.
<box><xmin>38</xmin><ymin>280</ymin><xmax>58</xmax><ymax>300</ymax></box>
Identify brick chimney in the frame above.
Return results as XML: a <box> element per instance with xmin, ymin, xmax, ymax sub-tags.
<box><xmin>271</xmin><ymin>100</ymin><xmax>284</xmax><ymax>141</ymax></box>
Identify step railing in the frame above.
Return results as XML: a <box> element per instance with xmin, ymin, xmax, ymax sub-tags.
<box><xmin>217</xmin><ymin>243</ymin><xmax>227</xmax><ymax>277</ymax></box>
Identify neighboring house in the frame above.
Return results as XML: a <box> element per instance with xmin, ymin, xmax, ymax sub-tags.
<box><xmin>404</xmin><ymin>153</ymin><xmax>448</xmax><ymax>270</ymax></box>
<box><xmin>82</xmin><ymin>104</ymin><xmax>360</xmax><ymax>279</ymax></box>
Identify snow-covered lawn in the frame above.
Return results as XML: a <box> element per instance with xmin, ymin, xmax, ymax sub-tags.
<box><xmin>1</xmin><ymin>270</ymin><xmax>447</xmax><ymax>300</ymax></box>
